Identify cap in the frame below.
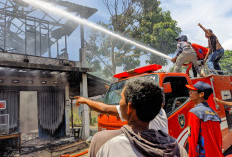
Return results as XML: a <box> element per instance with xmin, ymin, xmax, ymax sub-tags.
<box><xmin>186</xmin><ymin>81</ymin><xmax>213</xmax><ymax>98</ymax></box>
<box><xmin>175</xmin><ymin>37</ymin><xmax>180</xmax><ymax>41</ymax></box>
<box><xmin>175</xmin><ymin>35</ymin><xmax>188</xmax><ymax>42</ymax></box>
<box><xmin>186</xmin><ymin>81</ymin><xmax>212</xmax><ymax>91</ymax></box>
<box><xmin>185</xmin><ymin>84</ymin><xmax>198</xmax><ymax>90</ymax></box>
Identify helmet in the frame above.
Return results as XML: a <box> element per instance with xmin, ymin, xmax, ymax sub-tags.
<box><xmin>175</xmin><ymin>35</ymin><xmax>188</xmax><ymax>42</ymax></box>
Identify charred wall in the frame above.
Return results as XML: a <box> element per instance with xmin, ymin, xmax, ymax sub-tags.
<box><xmin>0</xmin><ymin>68</ymin><xmax>67</xmax><ymax>138</ymax></box>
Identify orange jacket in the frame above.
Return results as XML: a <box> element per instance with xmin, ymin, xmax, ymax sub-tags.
<box><xmin>191</xmin><ymin>43</ymin><xmax>208</xmax><ymax>60</ymax></box>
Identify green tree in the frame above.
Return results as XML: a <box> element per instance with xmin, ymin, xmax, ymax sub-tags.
<box><xmin>86</xmin><ymin>0</ymin><xmax>181</xmax><ymax>80</ymax></box>
<box><xmin>220</xmin><ymin>50</ymin><xmax>232</xmax><ymax>74</ymax></box>
<box><xmin>132</xmin><ymin>0</ymin><xmax>181</xmax><ymax>65</ymax></box>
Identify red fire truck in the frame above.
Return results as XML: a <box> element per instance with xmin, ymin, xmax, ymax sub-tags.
<box><xmin>98</xmin><ymin>64</ymin><xmax>232</xmax><ymax>152</ymax></box>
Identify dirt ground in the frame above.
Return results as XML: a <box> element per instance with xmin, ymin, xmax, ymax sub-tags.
<box><xmin>2</xmin><ymin>135</ymin><xmax>91</xmax><ymax>157</ymax></box>
<box><xmin>6</xmin><ymin>142</ymin><xmax>89</xmax><ymax>157</ymax></box>
<box><xmin>18</xmin><ymin>147</ymin><xmax>89</xmax><ymax>157</ymax></box>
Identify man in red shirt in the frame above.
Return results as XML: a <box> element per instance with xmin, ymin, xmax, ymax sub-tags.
<box><xmin>185</xmin><ymin>44</ymin><xmax>208</xmax><ymax>77</ymax></box>
<box><xmin>186</xmin><ymin>81</ymin><xmax>223</xmax><ymax>157</ymax></box>
<box><xmin>191</xmin><ymin>43</ymin><xmax>208</xmax><ymax>60</ymax></box>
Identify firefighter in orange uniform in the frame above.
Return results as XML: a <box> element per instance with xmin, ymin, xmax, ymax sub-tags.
<box><xmin>186</xmin><ymin>81</ymin><xmax>223</xmax><ymax>157</ymax></box>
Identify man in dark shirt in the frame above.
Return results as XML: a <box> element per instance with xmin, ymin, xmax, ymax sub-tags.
<box><xmin>198</xmin><ymin>23</ymin><xmax>224</xmax><ymax>74</ymax></box>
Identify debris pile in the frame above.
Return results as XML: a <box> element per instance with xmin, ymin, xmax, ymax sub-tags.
<box><xmin>1</xmin><ymin>136</ymin><xmax>89</xmax><ymax>157</ymax></box>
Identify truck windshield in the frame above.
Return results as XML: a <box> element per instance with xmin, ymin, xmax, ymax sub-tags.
<box><xmin>103</xmin><ymin>74</ymin><xmax>159</xmax><ymax>105</ymax></box>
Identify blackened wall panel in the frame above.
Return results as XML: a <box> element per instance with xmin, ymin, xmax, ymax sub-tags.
<box><xmin>37</xmin><ymin>90</ymin><xmax>65</xmax><ymax>138</ymax></box>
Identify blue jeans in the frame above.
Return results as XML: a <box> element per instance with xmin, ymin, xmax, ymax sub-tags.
<box><xmin>207</xmin><ymin>48</ymin><xmax>224</xmax><ymax>74</ymax></box>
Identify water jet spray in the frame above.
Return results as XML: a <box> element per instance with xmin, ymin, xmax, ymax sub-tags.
<box><xmin>21</xmin><ymin>0</ymin><xmax>172</xmax><ymax>60</ymax></box>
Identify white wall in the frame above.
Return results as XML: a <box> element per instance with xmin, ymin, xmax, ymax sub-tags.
<box><xmin>20</xmin><ymin>91</ymin><xmax>38</xmax><ymax>134</ymax></box>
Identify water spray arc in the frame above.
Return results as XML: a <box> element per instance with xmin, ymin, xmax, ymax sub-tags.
<box><xmin>21</xmin><ymin>0</ymin><xmax>172</xmax><ymax>60</ymax></box>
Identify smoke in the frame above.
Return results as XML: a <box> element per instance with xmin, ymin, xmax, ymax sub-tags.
<box><xmin>21</xmin><ymin>0</ymin><xmax>172</xmax><ymax>60</ymax></box>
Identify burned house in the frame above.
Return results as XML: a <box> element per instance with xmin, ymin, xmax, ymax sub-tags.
<box><xmin>0</xmin><ymin>0</ymin><xmax>108</xmax><ymax>150</ymax></box>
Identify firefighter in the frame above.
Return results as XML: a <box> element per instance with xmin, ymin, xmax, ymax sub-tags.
<box><xmin>198</xmin><ymin>23</ymin><xmax>224</xmax><ymax>74</ymax></box>
<box><xmin>186</xmin><ymin>81</ymin><xmax>223</xmax><ymax>157</ymax></box>
<box><xmin>171</xmin><ymin>35</ymin><xmax>202</xmax><ymax>77</ymax></box>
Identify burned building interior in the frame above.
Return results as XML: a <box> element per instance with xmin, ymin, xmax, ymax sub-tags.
<box><xmin>0</xmin><ymin>0</ymin><xmax>109</xmax><ymax>156</ymax></box>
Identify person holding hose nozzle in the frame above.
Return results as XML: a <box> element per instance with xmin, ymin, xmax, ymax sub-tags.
<box><xmin>171</xmin><ymin>35</ymin><xmax>203</xmax><ymax>77</ymax></box>
<box><xmin>198</xmin><ymin>23</ymin><xmax>224</xmax><ymax>75</ymax></box>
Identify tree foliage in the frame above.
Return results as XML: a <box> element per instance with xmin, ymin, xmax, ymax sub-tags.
<box><xmin>220</xmin><ymin>50</ymin><xmax>232</xmax><ymax>74</ymax></box>
<box><xmin>132</xmin><ymin>0</ymin><xmax>181</xmax><ymax>65</ymax></box>
<box><xmin>86</xmin><ymin>0</ymin><xmax>181</xmax><ymax>80</ymax></box>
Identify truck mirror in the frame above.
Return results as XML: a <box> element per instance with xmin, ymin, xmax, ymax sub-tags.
<box><xmin>163</xmin><ymin>82</ymin><xmax>172</xmax><ymax>93</ymax></box>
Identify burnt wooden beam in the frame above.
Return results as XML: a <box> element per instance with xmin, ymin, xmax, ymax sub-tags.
<box><xmin>0</xmin><ymin>52</ymin><xmax>90</xmax><ymax>72</ymax></box>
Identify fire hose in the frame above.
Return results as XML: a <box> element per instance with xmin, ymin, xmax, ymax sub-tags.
<box><xmin>60</xmin><ymin>150</ymin><xmax>88</xmax><ymax>157</ymax></box>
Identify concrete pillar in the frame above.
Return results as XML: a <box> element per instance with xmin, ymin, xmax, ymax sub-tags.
<box><xmin>79</xmin><ymin>23</ymin><xmax>89</xmax><ymax>139</ymax></box>
<box><xmin>81</xmin><ymin>72</ymin><xmax>89</xmax><ymax>139</ymax></box>
<box><xmin>78</xmin><ymin>22</ymin><xmax>89</xmax><ymax>139</ymax></box>
<box><xmin>65</xmin><ymin>84</ymin><xmax>70</xmax><ymax>135</ymax></box>
<box><xmin>62</xmin><ymin>72</ymin><xmax>71</xmax><ymax>136</ymax></box>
